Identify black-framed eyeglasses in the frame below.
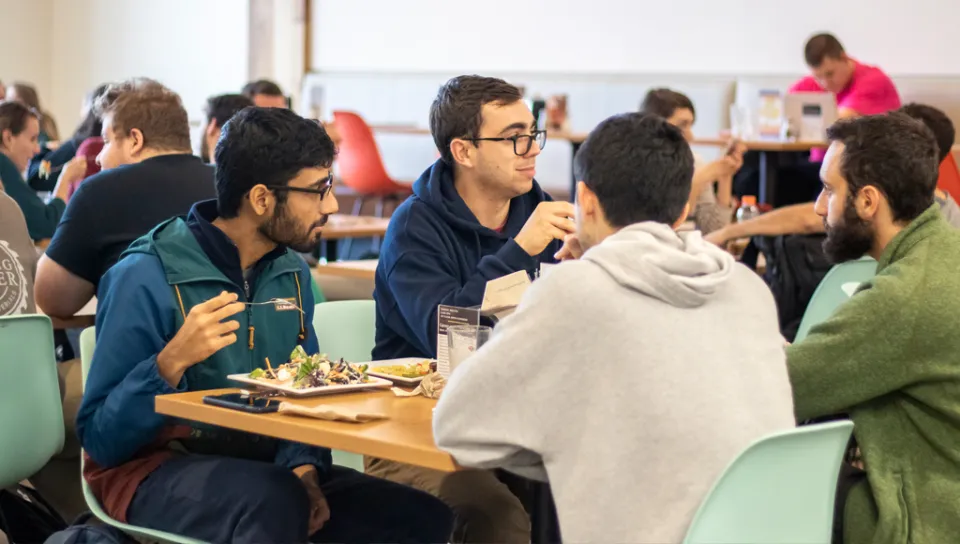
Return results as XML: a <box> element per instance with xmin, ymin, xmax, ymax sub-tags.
<box><xmin>466</xmin><ymin>130</ymin><xmax>547</xmax><ymax>156</ymax></box>
<box><xmin>265</xmin><ymin>174</ymin><xmax>334</xmax><ymax>200</ymax></box>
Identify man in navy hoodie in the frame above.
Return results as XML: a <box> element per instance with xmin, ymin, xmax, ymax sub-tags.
<box><xmin>369</xmin><ymin>75</ymin><xmax>573</xmax><ymax>542</ymax></box>
<box><xmin>77</xmin><ymin>107</ymin><xmax>452</xmax><ymax>543</ymax></box>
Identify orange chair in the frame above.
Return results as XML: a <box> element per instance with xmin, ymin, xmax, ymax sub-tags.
<box><xmin>938</xmin><ymin>153</ymin><xmax>960</xmax><ymax>201</ymax></box>
<box><xmin>332</xmin><ymin>111</ymin><xmax>412</xmax><ymax>218</ymax></box>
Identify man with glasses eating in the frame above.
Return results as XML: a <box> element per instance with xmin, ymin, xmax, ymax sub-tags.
<box><xmin>369</xmin><ymin>75</ymin><xmax>572</xmax><ymax>543</ymax></box>
<box><xmin>77</xmin><ymin>107</ymin><xmax>453</xmax><ymax>543</ymax></box>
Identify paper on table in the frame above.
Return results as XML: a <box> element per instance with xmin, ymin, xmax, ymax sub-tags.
<box><xmin>278</xmin><ymin>402</ymin><xmax>387</xmax><ymax>423</ymax></box>
<box><xmin>480</xmin><ymin>270</ymin><xmax>531</xmax><ymax>318</ymax></box>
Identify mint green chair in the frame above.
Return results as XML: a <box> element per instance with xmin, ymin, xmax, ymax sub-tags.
<box><xmin>310</xmin><ymin>273</ymin><xmax>327</xmax><ymax>304</ymax></box>
<box><xmin>312</xmin><ymin>300</ymin><xmax>376</xmax><ymax>363</ymax></box>
<box><xmin>684</xmin><ymin>420</ymin><xmax>854</xmax><ymax>544</ymax></box>
<box><xmin>312</xmin><ymin>300</ymin><xmax>376</xmax><ymax>472</ymax></box>
<box><xmin>79</xmin><ymin>327</ymin><xmax>206</xmax><ymax>544</ymax></box>
<box><xmin>795</xmin><ymin>259</ymin><xmax>877</xmax><ymax>342</ymax></box>
<box><xmin>0</xmin><ymin>315</ymin><xmax>64</xmax><ymax>488</ymax></box>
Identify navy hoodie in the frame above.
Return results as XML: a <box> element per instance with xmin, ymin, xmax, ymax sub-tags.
<box><xmin>373</xmin><ymin>159</ymin><xmax>560</xmax><ymax>360</ymax></box>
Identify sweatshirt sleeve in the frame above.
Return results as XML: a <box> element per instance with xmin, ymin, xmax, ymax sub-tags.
<box><xmin>385</xmin><ymin>236</ymin><xmax>540</xmax><ymax>357</ymax></box>
<box><xmin>2</xmin><ymin>167</ymin><xmax>65</xmax><ymax>240</ymax></box>
<box><xmin>433</xmin><ymin>263</ymin><xmax>588</xmax><ymax>480</ymax></box>
<box><xmin>786</xmin><ymin>271</ymin><xmax>919</xmax><ymax>421</ymax></box>
<box><xmin>273</xmin><ymin>261</ymin><xmax>333</xmax><ymax>477</ymax></box>
<box><xmin>76</xmin><ymin>253</ymin><xmax>183</xmax><ymax>468</ymax></box>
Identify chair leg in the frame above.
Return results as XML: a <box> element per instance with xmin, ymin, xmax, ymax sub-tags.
<box><xmin>350</xmin><ymin>195</ymin><xmax>365</xmax><ymax>216</ymax></box>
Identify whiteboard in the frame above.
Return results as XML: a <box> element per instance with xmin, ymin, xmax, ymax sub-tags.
<box><xmin>311</xmin><ymin>0</ymin><xmax>959</xmax><ymax>76</ymax></box>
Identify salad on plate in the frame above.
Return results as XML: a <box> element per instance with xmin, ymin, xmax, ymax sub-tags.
<box><xmin>248</xmin><ymin>346</ymin><xmax>370</xmax><ymax>389</ymax></box>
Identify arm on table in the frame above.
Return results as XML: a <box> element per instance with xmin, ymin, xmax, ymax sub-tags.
<box><xmin>786</xmin><ymin>273</ymin><xmax>917</xmax><ymax>421</ymax></box>
<box><xmin>705</xmin><ymin>202</ymin><xmax>823</xmax><ymax>246</ymax></box>
<box><xmin>35</xmin><ymin>177</ymin><xmax>103</xmax><ymax>316</ymax></box>
<box><xmin>35</xmin><ymin>255</ymin><xmax>95</xmax><ymax>318</ymax></box>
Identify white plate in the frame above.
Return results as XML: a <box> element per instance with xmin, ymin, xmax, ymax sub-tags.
<box><xmin>227</xmin><ymin>373</ymin><xmax>393</xmax><ymax>397</ymax></box>
<box><xmin>364</xmin><ymin>358</ymin><xmax>436</xmax><ymax>385</ymax></box>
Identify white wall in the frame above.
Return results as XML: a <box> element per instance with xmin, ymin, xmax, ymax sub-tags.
<box><xmin>2</xmin><ymin>0</ymin><xmax>251</xmax><ymax>149</ymax></box>
<box><xmin>312</xmin><ymin>0</ymin><xmax>959</xmax><ymax>76</ymax></box>
<box><xmin>0</xmin><ymin>0</ymin><xmax>54</xmax><ymax>110</ymax></box>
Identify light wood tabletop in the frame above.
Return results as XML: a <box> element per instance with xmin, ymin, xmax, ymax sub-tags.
<box><xmin>323</xmin><ymin>215</ymin><xmax>390</xmax><ymax>240</ymax></box>
<box><xmin>155</xmin><ymin>388</ymin><xmax>457</xmax><ymax>472</ymax></box>
<box><xmin>313</xmin><ymin>259</ymin><xmax>378</xmax><ymax>281</ymax></box>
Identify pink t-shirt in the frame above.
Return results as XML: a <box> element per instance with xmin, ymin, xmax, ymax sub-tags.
<box><xmin>789</xmin><ymin>60</ymin><xmax>901</xmax><ymax>161</ymax></box>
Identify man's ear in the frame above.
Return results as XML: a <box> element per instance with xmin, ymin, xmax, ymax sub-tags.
<box><xmin>449</xmin><ymin>138</ymin><xmax>474</xmax><ymax>169</ymax></box>
<box><xmin>248</xmin><ymin>184</ymin><xmax>274</xmax><ymax>217</ymax></box>
<box><xmin>205</xmin><ymin>119</ymin><xmax>220</xmax><ymax>138</ymax></box>
<box><xmin>856</xmin><ymin>185</ymin><xmax>884</xmax><ymax>221</ymax></box>
<box><xmin>128</xmin><ymin>128</ymin><xmax>146</xmax><ymax>156</ymax></box>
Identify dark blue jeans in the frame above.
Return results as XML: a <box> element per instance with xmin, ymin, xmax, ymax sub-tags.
<box><xmin>127</xmin><ymin>455</ymin><xmax>453</xmax><ymax>543</ymax></box>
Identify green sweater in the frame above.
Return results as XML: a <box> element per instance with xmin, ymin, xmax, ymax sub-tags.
<box><xmin>787</xmin><ymin>204</ymin><xmax>960</xmax><ymax>544</ymax></box>
<box><xmin>0</xmin><ymin>153</ymin><xmax>65</xmax><ymax>240</ymax></box>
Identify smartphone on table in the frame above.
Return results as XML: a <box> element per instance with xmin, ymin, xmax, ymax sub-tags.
<box><xmin>203</xmin><ymin>392</ymin><xmax>280</xmax><ymax>413</ymax></box>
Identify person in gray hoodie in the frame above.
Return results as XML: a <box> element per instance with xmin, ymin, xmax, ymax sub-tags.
<box><xmin>433</xmin><ymin>112</ymin><xmax>796</xmax><ymax>543</ymax></box>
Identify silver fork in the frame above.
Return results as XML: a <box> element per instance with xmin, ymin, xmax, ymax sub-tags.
<box><xmin>241</xmin><ymin>298</ymin><xmax>306</xmax><ymax>314</ymax></box>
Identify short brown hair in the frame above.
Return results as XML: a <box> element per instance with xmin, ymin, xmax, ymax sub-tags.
<box><xmin>429</xmin><ymin>75</ymin><xmax>523</xmax><ymax>165</ymax></box>
<box><xmin>95</xmin><ymin>78</ymin><xmax>191</xmax><ymax>151</ymax></box>
<box><xmin>0</xmin><ymin>100</ymin><xmax>39</xmax><ymax>139</ymax></box>
<box><xmin>640</xmin><ymin>88</ymin><xmax>696</xmax><ymax>121</ymax></box>
<box><xmin>804</xmin><ymin>33</ymin><xmax>845</xmax><ymax>67</ymax></box>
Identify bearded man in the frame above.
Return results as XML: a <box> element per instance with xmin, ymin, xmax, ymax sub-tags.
<box><xmin>786</xmin><ymin>112</ymin><xmax>960</xmax><ymax>544</ymax></box>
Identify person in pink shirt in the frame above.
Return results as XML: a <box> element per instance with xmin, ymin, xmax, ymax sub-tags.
<box><xmin>790</xmin><ymin>33</ymin><xmax>901</xmax><ymax>162</ymax></box>
<box><xmin>735</xmin><ymin>33</ymin><xmax>901</xmax><ymax>207</ymax></box>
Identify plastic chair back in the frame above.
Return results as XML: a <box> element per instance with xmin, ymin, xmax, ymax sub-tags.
<box><xmin>78</xmin><ymin>327</ymin><xmax>206</xmax><ymax>544</ymax></box>
<box><xmin>0</xmin><ymin>315</ymin><xmax>64</xmax><ymax>488</ymax></box>
<box><xmin>332</xmin><ymin>111</ymin><xmax>409</xmax><ymax>195</ymax></box>
<box><xmin>312</xmin><ymin>300</ymin><xmax>377</xmax><ymax>363</ymax></box>
<box><xmin>795</xmin><ymin>259</ymin><xmax>877</xmax><ymax>342</ymax></box>
<box><xmin>684</xmin><ymin>420</ymin><xmax>854</xmax><ymax>544</ymax></box>
<box><xmin>938</xmin><ymin>153</ymin><xmax>960</xmax><ymax>201</ymax></box>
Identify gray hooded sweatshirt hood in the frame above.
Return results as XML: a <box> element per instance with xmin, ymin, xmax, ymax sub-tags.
<box><xmin>435</xmin><ymin>222</ymin><xmax>795</xmax><ymax>543</ymax></box>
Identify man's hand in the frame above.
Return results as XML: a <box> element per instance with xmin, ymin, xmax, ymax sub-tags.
<box><xmin>515</xmin><ymin>201</ymin><xmax>576</xmax><ymax>256</ymax></box>
<box><xmin>554</xmin><ymin>233</ymin><xmax>584</xmax><ymax>261</ymax></box>
<box><xmin>53</xmin><ymin>156</ymin><xmax>88</xmax><ymax>202</ymax></box>
<box><xmin>156</xmin><ymin>291</ymin><xmax>245</xmax><ymax>386</ymax></box>
<box><xmin>294</xmin><ymin>465</ymin><xmax>330</xmax><ymax>535</ymax></box>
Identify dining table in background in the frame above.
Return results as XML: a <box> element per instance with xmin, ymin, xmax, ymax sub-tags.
<box><xmin>321</xmin><ymin>215</ymin><xmax>391</xmax><ymax>261</ymax></box>
<box><xmin>370</xmin><ymin>124</ymin><xmax>825</xmax><ymax>206</ymax></box>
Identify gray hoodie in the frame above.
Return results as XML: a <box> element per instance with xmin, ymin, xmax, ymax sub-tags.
<box><xmin>434</xmin><ymin>222</ymin><xmax>795</xmax><ymax>543</ymax></box>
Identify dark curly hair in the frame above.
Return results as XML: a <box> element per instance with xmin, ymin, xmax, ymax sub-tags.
<box><xmin>214</xmin><ymin>108</ymin><xmax>336</xmax><ymax>218</ymax></box>
<box><xmin>827</xmin><ymin>112</ymin><xmax>939</xmax><ymax>223</ymax></box>
<box><xmin>429</xmin><ymin>75</ymin><xmax>523</xmax><ymax>165</ymax></box>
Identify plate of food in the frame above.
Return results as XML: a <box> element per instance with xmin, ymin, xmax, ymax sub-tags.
<box><xmin>365</xmin><ymin>358</ymin><xmax>435</xmax><ymax>385</ymax></box>
<box><xmin>228</xmin><ymin>346</ymin><xmax>392</xmax><ymax>397</ymax></box>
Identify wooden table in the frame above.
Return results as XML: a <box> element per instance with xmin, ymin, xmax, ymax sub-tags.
<box><xmin>321</xmin><ymin>215</ymin><xmax>390</xmax><ymax>261</ymax></box>
<box><xmin>156</xmin><ymin>387</ymin><xmax>560</xmax><ymax>542</ymax></box>
<box><xmin>156</xmin><ymin>388</ymin><xmax>456</xmax><ymax>470</ymax></box>
<box><xmin>313</xmin><ymin>259</ymin><xmax>377</xmax><ymax>281</ymax></box>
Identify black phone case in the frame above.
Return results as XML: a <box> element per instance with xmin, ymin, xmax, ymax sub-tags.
<box><xmin>202</xmin><ymin>394</ymin><xmax>280</xmax><ymax>414</ymax></box>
